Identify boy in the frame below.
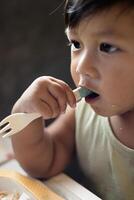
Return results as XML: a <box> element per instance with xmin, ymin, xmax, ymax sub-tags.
<box><xmin>11</xmin><ymin>1</ymin><xmax>134</xmax><ymax>199</ymax></box>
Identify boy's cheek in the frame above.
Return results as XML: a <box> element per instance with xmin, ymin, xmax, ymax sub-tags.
<box><xmin>71</xmin><ymin>66</ymin><xmax>80</xmax><ymax>86</ymax></box>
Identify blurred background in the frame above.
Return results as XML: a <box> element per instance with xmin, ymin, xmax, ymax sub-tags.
<box><xmin>0</xmin><ymin>0</ymin><xmax>74</xmax><ymax>120</ymax></box>
<box><xmin>0</xmin><ymin>0</ymin><xmax>85</xmax><ymax>184</ymax></box>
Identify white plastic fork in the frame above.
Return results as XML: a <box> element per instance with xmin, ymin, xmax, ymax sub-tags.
<box><xmin>0</xmin><ymin>112</ymin><xmax>41</xmax><ymax>138</ymax></box>
<box><xmin>0</xmin><ymin>87</ymin><xmax>91</xmax><ymax>138</ymax></box>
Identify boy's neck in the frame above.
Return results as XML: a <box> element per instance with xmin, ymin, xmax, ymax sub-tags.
<box><xmin>109</xmin><ymin>112</ymin><xmax>134</xmax><ymax>149</ymax></box>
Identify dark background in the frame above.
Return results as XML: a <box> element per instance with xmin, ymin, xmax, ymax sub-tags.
<box><xmin>0</xmin><ymin>0</ymin><xmax>85</xmax><ymax>183</ymax></box>
<box><xmin>0</xmin><ymin>0</ymin><xmax>75</xmax><ymax>120</ymax></box>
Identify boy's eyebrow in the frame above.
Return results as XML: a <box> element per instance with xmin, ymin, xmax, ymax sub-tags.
<box><xmin>65</xmin><ymin>28</ymin><xmax>77</xmax><ymax>35</ymax></box>
<box><xmin>65</xmin><ymin>28</ymin><xmax>78</xmax><ymax>38</ymax></box>
<box><xmin>92</xmin><ymin>29</ymin><xmax>126</xmax><ymax>38</ymax></box>
<box><xmin>65</xmin><ymin>27</ymin><xmax>127</xmax><ymax>40</ymax></box>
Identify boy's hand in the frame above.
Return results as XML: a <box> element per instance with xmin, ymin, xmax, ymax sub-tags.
<box><xmin>12</xmin><ymin>76</ymin><xmax>76</xmax><ymax>119</ymax></box>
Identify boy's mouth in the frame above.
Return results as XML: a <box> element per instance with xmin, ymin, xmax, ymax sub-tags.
<box><xmin>85</xmin><ymin>90</ymin><xmax>99</xmax><ymax>100</ymax></box>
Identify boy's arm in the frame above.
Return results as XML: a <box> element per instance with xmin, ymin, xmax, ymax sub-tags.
<box><xmin>11</xmin><ymin>107</ymin><xmax>75</xmax><ymax>179</ymax></box>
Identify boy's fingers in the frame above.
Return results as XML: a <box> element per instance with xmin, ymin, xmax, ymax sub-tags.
<box><xmin>35</xmin><ymin>89</ymin><xmax>61</xmax><ymax>118</ymax></box>
<box><xmin>48</xmin><ymin>84</ymin><xmax>68</xmax><ymax>112</ymax></box>
<box><xmin>32</xmin><ymin>77</ymin><xmax>76</xmax><ymax>116</ymax></box>
<box><xmin>37</xmin><ymin>99</ymin><xmax>61</xmax><ymax>119</ymax></box>
<box><xmin>48</xmin><ymin>81</ymin><xmax>76</xmax><ymax>111</ymax></box>
<box><xmin>49</xmin><ymin>78</ymin><xmax>76</xmax><ymax>108</ymax></box>
<box><xmin>65</xmin><ymin>87</ymin><xmax>76</xmax><ymax>108</ymax></box>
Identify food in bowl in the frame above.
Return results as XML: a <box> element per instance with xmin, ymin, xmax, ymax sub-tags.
<box><xmin>0</xmin><ymin>191</ymin><xmax>30</xmax><ymax>200</ymax></box>
<box><xmin>0</xmin><ymin>191</ymin><xmax>20</xmax><ymax>199</ymax></box>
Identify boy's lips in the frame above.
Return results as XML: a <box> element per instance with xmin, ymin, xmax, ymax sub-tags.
<box><xmin>85</xmin><ymin>90</ymin><xmax>100</xmax><ymax>102</ymax></box>
<box><xmin>78</xmin><ymin>83</ymin><xmax>100</xmax><ymax>102</ymax></box>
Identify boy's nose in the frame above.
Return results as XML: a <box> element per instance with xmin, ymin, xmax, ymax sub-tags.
<box><xmin>76</xmin><ymin>51</ymin><xmax>99</xmax><ymax>79</ymax></box>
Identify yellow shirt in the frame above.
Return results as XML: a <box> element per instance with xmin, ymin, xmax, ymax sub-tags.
<box><xmin>75</xmin><ymin>100</ymin><xmax>134</xmax><ymax>200</ymax></box>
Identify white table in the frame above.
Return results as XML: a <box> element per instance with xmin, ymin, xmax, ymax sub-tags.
<box><xmin>0</xmin><ymin>159</ymin><xmax>101</xmax><ymax>200</ymax></box>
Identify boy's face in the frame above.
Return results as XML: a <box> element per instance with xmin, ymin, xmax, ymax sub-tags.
<box><xmin>66</xmin><ymin>6</ymin><xmax>134</xmax><ymax>116</ymax></box>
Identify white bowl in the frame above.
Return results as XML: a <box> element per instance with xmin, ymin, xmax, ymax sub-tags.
<box><xmin>0</xmin><ymin>177</ymin><xmax>35</xmax><ymax>199</ymax></box>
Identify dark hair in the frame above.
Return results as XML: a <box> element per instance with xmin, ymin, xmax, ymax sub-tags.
<box><xmin>64</xmin><ymin>0</ymin><xmax>134</xmax><ymax>28</ymax></box>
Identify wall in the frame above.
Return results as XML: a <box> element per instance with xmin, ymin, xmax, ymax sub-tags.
<box><xmin>0</xmin><ymin>0</ymin><xmax>85</xmax><ymax>184</ymax></box>
<box><xmin>0</xmin><ymin>0</ymin><xmax>74</xmax><ymax>120</ymax></box>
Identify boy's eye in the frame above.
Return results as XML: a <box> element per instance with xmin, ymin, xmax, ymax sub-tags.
<box><xmin>69</xmin><ymin>40</ymin><xmax>81</xmax><ymax>51</ymax></box>
<box><xmin>99</xmin><ymin>43</ymin><xmax>118</xmax><ymax>53</ymax></box>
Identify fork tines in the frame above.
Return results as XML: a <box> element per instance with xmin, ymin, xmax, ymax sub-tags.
<box><xmin>0</xmin><ymin>122</ymin><xmax>11</xmax><ymax>135</ymax></box>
